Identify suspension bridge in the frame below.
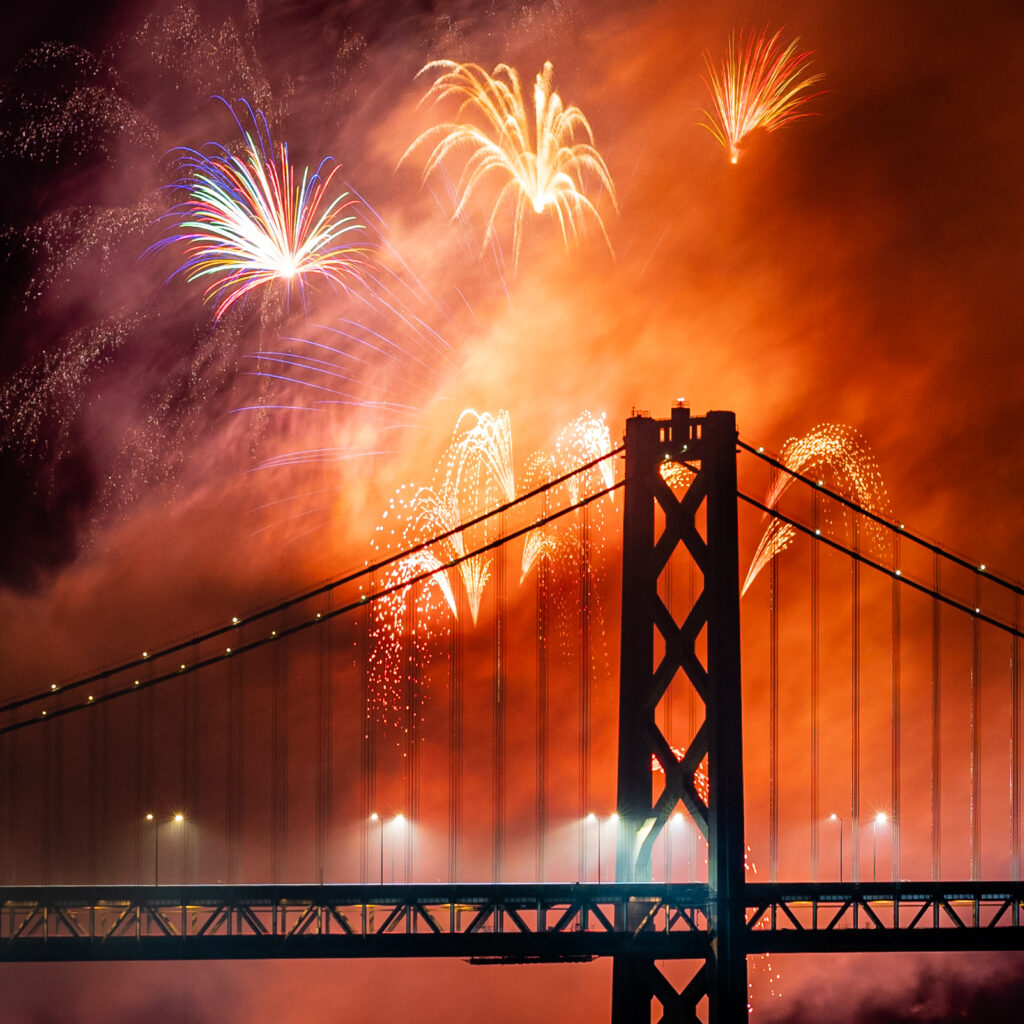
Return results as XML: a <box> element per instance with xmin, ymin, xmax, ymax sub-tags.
<box><xmin>1</xmin><ymin>404</ymin><xmax>1022</xmax><ymax>1023</ymax></box>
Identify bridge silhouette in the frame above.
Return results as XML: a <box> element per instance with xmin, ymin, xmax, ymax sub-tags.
<box><xmin>2</xmin><ymin>404</ymin><xmax>1022</xmax><ymax>1023</ymax></box>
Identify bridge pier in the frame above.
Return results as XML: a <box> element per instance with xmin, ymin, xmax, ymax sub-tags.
<box><xmin>613</xmin><ymin>406</ymin><xmax>747</xmax><ymax>1023</ymax></box>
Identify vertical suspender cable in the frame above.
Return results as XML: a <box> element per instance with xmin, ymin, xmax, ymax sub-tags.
<box><xmin>580</xmin><ymin>505</ymin><xmax>591</xmax><ymax>877</ymax></box>
<box><xmin>493</xmin><ymin>513</ymin><xmax>506</xmax><ymax>883</ymax></box>
<box><xmin>851</xmin><ymin>518</ymin><xmax>861</xmax><ymax>882</ymax></box>
<box><xmin>810</xmin><ymin>491</ymin><xmax>820</xmax><ymax>881</ymax></box>
<box><xmin>449</xmin><ymin>584</ymin><xmax>463</xmax><ymax>883</ymax></box>
<box><xmin>404</xmin><ymin>587</ymin><xmax>416</xmax><ymax>884</ymax></box>
<box><xmin>360</xmin><ymin>573</ymin><xmax>374</xmax><ymax>885</ymax></box>
<box><xmin>88</xmin><ymin>688</ymin><xmax>98</xmax><ymax>884</ymax></box>
<box><xmin>184</xmin><ymin>641</ymin><xmax>197</xmax><ymax>883</ymax></box>
<box><xmin>769</xmin><ymin>545</ymin><xmax>779</xmax><ymax>883</ymax></box>
<box><xmin>536</xmin><ymin>544</ymin><xmax>549</xmax><ymax>882</ymax></box>
<box><xmin>317</xmin><ymin>591</ymin><xmax>333</xmax><ymax>884</ymax></box>
<box><xmin>931</xmin><ymin>553</ymin><xmax>941</xmax><ymax>881</ymax></box>
<box><xmin>891</xmin><ymin>532</ymin><xmax>902</xmax><ymax>882</ymax></box>
<box><xmin>228</xmin><ymin>647</ymin><xmax>242</xmax><ymax>883</ymax></box>
<box><xmin>133</xmin><ymin>677</ymin><xmax>142</xmax><ymax>883</ymax></box>
<box><xmin>273</xmin><ymin>619</ymin><xmax>288</xmax><ymax>882</ymax></box>
<box><xmin>971</xmin><ymin>575</ymin><xmax>981</xmax><ymax>881</ymax></box>
<box><xmin>1013</xmin><ymin>591</ymin><xmax>1022</xmax><ymax>881</ymax></box>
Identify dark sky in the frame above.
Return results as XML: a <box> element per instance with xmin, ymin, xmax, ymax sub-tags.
<box><xmin>2</xmin><ymin>0</ymin><xmax>1024</xmax><ymax>1019</ymax></box>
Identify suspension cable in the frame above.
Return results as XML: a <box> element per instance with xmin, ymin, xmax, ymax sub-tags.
<box><xmin>2</xmin><ymin>476</ymin><xmax>625</xmax><ymax>736</ymax></box>
<box><xmin>1</xmin><ymin>445</ymin><xmax>624</xmax><ymax>716</ymax></box>
<box><xmin>737</xmin><ymin>490</ymin><xmax>1024</xmax><ymax>640</ymax></box>
<box><xmin>738</xmin><ymin>439</ymin><xmax>1020</xmax><ymax>595</ymax></box>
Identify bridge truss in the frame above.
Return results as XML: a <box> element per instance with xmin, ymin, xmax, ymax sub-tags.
<box><xmin>3</xmin><ymin>882</ymin><xmax>1024</xmax><ymax>961</ymax></box>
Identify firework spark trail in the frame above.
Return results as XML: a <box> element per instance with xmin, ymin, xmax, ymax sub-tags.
<box><xmin>155</xmin><ymin>99</ymin><xmax>370</xmax><ymax>319</ymax></box>
<box><xmin>403</xmin><ymin>60</ymin><xmax>617</xmax><ymax>267</ymax></box>
<box><xmin>521</xmin><ymin>412</ymin><xmax>614</xmax><ymax>581</ymax></box>
<box><xmin>700</xmin><ymin>27</ymin><xmax>824</xmax><ymax>164</ymax></box>
<box><xmin>366</xmin><ymin>550</ymin><xmax>457</xmax><ymax>731</ymax></box>
<box><xmin>742</xmin><ymin>424</ymin><xmax>891</xmax><ymax>595</ymax></box>
<box><xmin>367</xmin><ymin>410</ymin><xmax>614</xmax><ymax>727</ymax></box>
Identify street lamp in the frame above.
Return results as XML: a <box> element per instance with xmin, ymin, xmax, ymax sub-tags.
<box><xmin>830</xmin><ymin>813</ymin><xmax>844</xmax><ymax>882</ymax></box>
<box><xmin>146</xmin><ymin>812</ymin><xmax>186</xmax><ymax>885</ymax></box>
<box><xmin>873</xmin><ymin>811</ymin><xmax>888</xmax><ymax>882</ymax></box>
<box><xmin>370</xmin><ymin>813</ymin><xmax>383</xmax><ymax>884</ymax></box>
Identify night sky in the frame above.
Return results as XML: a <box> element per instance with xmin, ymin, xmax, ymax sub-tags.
<box><xmin>2</xmin><ymin>0</ymin><xmax>1024</xmax><ymax>1019</ymax></box>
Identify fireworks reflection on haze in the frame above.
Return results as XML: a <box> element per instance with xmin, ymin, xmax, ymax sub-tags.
<box><xmin>700</xmin><ymin>27</ymin><xmax>825</xmax><ymax>164</ymax></box>
<box><xmin>403</xmin><ymin>60</ymin><xmax>617</xmax><ymax>267</ymax></box>
<box><xmin>743</xmin><ymin>424</ymin><xmax>891</xmax><ymax>595</ymax></box>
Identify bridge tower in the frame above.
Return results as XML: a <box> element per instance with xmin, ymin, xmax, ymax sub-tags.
<box><xmin>613</xmin><ymin>406</ymin><xmax>747</xmax><ymax>1023</ymax></box>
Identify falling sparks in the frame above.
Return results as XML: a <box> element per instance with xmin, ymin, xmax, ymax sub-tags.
<box><xmin>521</xmin><ymin>412</ymin><xmax>614</xmax><ymax>581</ymax></box>
<box><xmin>156</xmin><ymin>101</ymin><xmax>369</xmax><ymax>319</ymax></box>
<box><xmin>743</xmin><ymin>424</ymin><xmax>891</xmax><ymax>595</ymax></box>
<box><xmin>367</xmin><ymin>409</ymin><xmax>615</xmax><ymax>728</ymax></box>
<box><xmin>700</xmin><ymin>27</ymin><xmax>824</xmax><ymax>164</ymax></box>
<box><xmin>403</xmin><ymin>60</ymin><xmax>617</xmax><ymax>266</ymax></box>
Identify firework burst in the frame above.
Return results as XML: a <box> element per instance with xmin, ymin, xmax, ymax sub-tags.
<box><xmin>403</xmin><ymin>60</ymin><xmax>617</xmax><ymax>266</ymax></box>
<box><xmin>700</xmin><ymin>27</ymin><xmax>824</xmax><ymax>164</ymax></box>
<box><xmin>743</xmin><ymin>424</ymin><xmax>891</xmax><ymax>595</ymax></box>
<box><xmin>157</xmin><ymin>100</ymin><xmax>369</xmax><ymax>319</ymax></box>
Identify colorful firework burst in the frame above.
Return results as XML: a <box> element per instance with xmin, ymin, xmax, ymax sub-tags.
<box><xmin>743</xmin><ymin>424</ymin><xmax>891</xmax><ymax>595</ymax></box>
<box><xmin>700</xmin><ymin>27</ymin><xmax>825</xmax><ymax>164</ymax></box>
<box><xmin>403</xmin><ymin>60</ymin><xmax>617</xmax><ymax>266</ymax></box>
<box><xmin>158</xmin><ymin>100</ymin><xmax>369</xmax><ymax>319</ymax></box>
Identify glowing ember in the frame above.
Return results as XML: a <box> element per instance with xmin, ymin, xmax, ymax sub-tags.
<box><xmin>403</xmin><ymin>60</ymin><xmax>617</xmax><ymax>266</ymax></box>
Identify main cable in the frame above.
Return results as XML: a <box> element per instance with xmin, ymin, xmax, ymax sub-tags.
<box><xmin>2</xmin><ymin>476</ymin><xmax>625</xmax><ymax>736</ymax></box>
<box><xmin>1</xmin><ymin>445</ymin><xmax>624</xmax><ymax>716</ymax></box>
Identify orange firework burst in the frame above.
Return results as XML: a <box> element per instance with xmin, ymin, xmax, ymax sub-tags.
<box><xmin>520</xmin><ymin>412</ymin><xmax>614</xmax><ymax>581</ymax></box>
<box><xmin>743</xmin><ymin>424</ymin><xmax>891</xmax><ymax>595</ymax></box>
<box><xmin>700</xmin><ymin>27</ymin><xmax>825</xmax><ymax>164</ymax></box>
<box><xmin>403</xmin><ymin>60</ymin><xmax>617</xmax><ymax>266</ymax></box>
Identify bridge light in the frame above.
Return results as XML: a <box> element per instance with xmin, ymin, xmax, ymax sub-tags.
<box><xmin>142</xmin><ymin>651</ymin><xmax>149</xmax><ymax>659</ymax></box>
<box><xmin>895</xmin><ymin>570</ymin><xmax>902</xmax><ymax>576</ymax></box>
<box><xmin>134</xmin><ymin>680</ymin><xmax>140</xmax><ymax>686</ymax></box>
<box><xmin>87</xmin><ymin>695</ymin><xmax>94</xmax><ymax>702</ymax></box>
<box><xmin>979</xmin><ymin>564</ymin><xmax>986</xmax><ymax>572</ymax></box>
<box><xmin>173</xmin><ymin>813</ymin><xmax>185</xmax><ymax>823</ymax></box>
<box><xmin>225</xmin><ymin>647</ymin><xmax>232</xmax><ymax>655</ymax></box>
<box><xmin>50</xmin><ymin>683</ymin><xmax>57</xmax><ymax>691</ymax></box>
<box><xmin>370</xmin><ymin>812</ymin><xmax>379</xmax><ymax>821</ymax></box>
<box><xmin>232</xmin><ymin>616</ymin><xmax>239</xmax><ymax>624</ymax></box>
<box><xmin>145</xmin><ymin>813</ymin><xmax>154</xmax><ymax>821</ymax></box>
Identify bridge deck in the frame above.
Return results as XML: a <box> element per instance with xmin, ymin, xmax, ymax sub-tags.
<box><xmin>1</xmin><ymin>882</ymin><xmax>1022</xmax><ymax>961</ymax></box>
